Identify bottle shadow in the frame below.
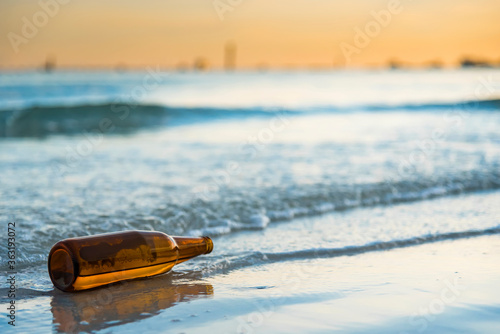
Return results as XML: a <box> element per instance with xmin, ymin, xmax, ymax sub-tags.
<box><xmin>50</xmin><ymin>271</ymin><xmax>213</xmax><ymax>333</ymax></box>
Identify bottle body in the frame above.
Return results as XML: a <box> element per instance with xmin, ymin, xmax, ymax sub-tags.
<box><xmin>48</xmin><ymin>231</ymin><xmax>213</xmax><ymax>292</ymax></box>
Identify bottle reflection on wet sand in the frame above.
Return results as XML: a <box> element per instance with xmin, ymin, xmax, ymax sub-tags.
<box><xmin>51</xmin><ymin>272</ymin><xmax>213</xmax><ymax>333</ymax></box>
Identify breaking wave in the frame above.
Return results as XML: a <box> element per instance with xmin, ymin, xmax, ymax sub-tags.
<box><xmin>1</xmin><ymin>98</ymin><xmax>499</xmax><ymax>137</ymax></box>
<box><xmin>2</xmin><ymin>168</ymin><xmax>500</xmax><ymax>270</ymax></box>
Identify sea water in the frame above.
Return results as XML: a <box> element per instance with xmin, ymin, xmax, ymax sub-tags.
<box><xmin>0</xmin><ymin>68</ymin><xmax>500</xmax><ymax>293</ymax></box>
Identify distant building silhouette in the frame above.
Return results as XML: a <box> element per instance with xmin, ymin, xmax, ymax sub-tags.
<box><xmin>224</xmin><ymin>41</ymin><xmax>237</xmax><ymax>71</ymax></box>
<box><xmin>425</xmin><ymin>60</ymin><xmax>443</xmax><ymax>69</ymax></box>
<box><xmin>44</xmin><ymin>55</ymin><xmax>56</xmax><ymax>72</ymax></box>
<box><xmin>175</xmin><ymin>62</ymin><xmax>189</xmax><ymax>72</ymax></box>
<box><xmin>114</xmin><ymin>62</ymin><xmax>128</xmax><ymax>72</ymax></box>
<box><xmin>388</xmin><ymin>59</ymin><xmax>402</xmax><ymax>70</ymax></box>
<box><xmin>193</xmin><ymin>57</ymin><xmax>209</xmax><ymax>71</ymax></box>
<box><xmin>255</xmin><ymin>62</ymin><xmax>269</xmax><ymax>72</ymax></box>
<box><xmin>460</xmin><ymin>57</ymin><xmax>493</xmax><ymax>68</ymax></box>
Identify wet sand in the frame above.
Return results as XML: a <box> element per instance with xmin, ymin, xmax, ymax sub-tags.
<box><xmin>3</xmin><ymin>233</ymin><xmax>500</xmax><ymax>333</ymax></box>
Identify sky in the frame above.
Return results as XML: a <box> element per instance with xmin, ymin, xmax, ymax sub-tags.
<box><xmin>0</xmin><ymin>0</ymin><xmax>499</xmax><ymax>69</ymax></box>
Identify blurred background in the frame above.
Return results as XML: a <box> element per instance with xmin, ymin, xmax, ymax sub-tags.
<box><xmin>1</xmin><ymin>0</ymin><xmax>499</xmax><ymax>70</ymax></box>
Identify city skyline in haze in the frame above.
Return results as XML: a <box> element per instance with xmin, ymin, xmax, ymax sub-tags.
<box><xmin>1</xmin><ymin>0</ymin><xmax>499</xmax><ymax>70</ymax></box>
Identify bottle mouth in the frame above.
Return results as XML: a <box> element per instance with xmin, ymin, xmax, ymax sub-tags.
<box><xmin>48</xmin><ymin>246</ymin><xmax>77</xmax><ymax>292</ymax></box>
<box><xmin>202</xmin><ymin>236</ymin><xmax>214</xmax><ymax>254</ymax></box>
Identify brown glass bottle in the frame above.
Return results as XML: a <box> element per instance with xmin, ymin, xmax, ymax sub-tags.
<box><xmin>48</xmin><ymin>230</ymin><xmax>213</xmax><ymax>292</ymax></box>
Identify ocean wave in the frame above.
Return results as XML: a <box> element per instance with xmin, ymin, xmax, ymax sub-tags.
<box><xmin>0</xmin><ymin>103</ymin><xmax>273</xmax><ymax>138</ymax></box>
<box><xmin>179</xmin><ymin>169</ymin><xmax>500</xmax><ymax>237</ymax></box>
<box><xmin>2</xmin><ymin>169</ymin><xmax>499</xmax><ymax>270</ymax></box>
<box><xmin>1</xmin><ymin>98</ymin><xmax>499</xmax><ymax>138</ymax></box>
<box><xmin>202</xmin><ymin>225</ymin><xmax>500</xmax><ymax>275</ymax></box>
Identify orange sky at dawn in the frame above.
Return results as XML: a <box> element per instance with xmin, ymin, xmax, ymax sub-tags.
<box><xmin>1</xmin><ymin>0</ymin><xmax>499</xmax><ymax>69</ymax></box>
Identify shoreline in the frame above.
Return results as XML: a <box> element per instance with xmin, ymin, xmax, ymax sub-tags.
<box><xmin>2</xmin><ymin>233</ymin><xmax>500</xmax><ymax>333</ymax></box>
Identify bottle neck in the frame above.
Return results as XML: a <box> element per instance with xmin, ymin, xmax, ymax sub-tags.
<box><xmin>173</xmin><ymin>236</ymin><xmax>213</xmax><ymax>263</ymax></box>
